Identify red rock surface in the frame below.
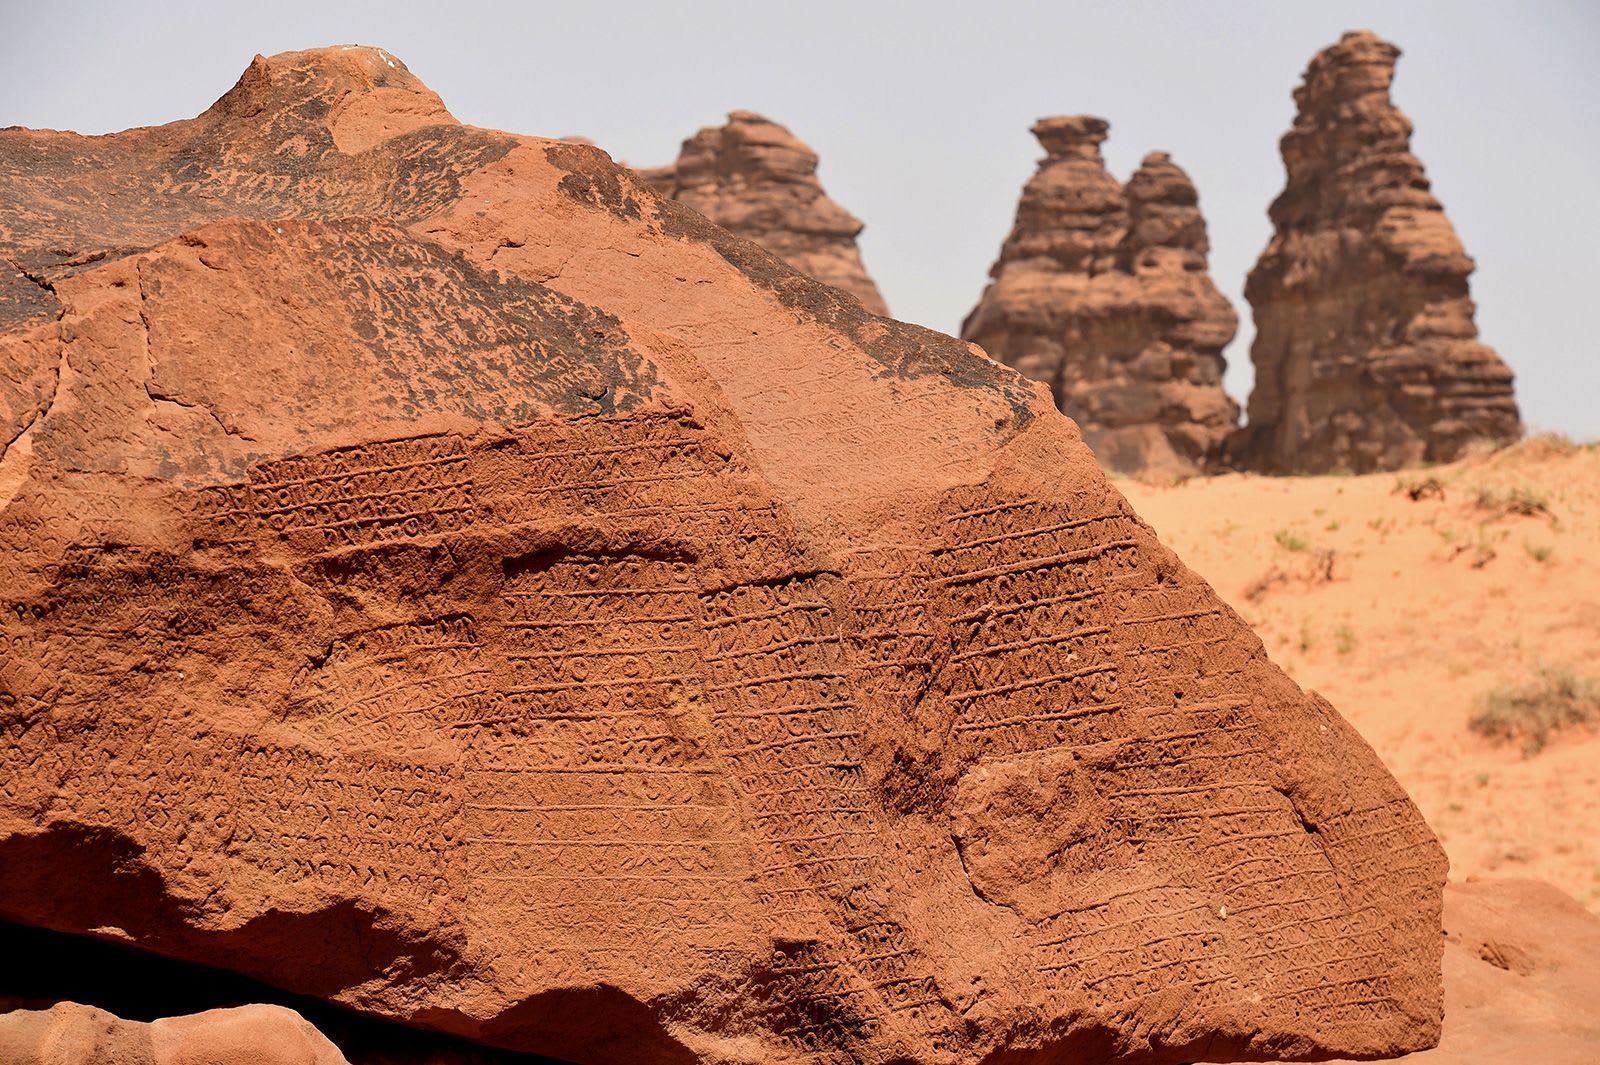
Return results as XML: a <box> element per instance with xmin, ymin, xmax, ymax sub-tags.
<box><xmin>0</xmin><ymin>1002</ymin><xmax>349</xmax><ymax>1065</ymax></box>
<box><xmin>636</xmin><ymin>111</ymin><xmax>889</xmax><ymax>315</ymax></box>
<box><xmin>1328</xmin><ymin>880</ymin><xmax>1600</xmax><ymax>1064</ymax></box>
<box><xmin>962</xmin><ymin>117</ymin><xmax>1239</xmax><ymax>478</ymax></box>
<box><xmin>1232</xmin><ymin>31</ymin><xmax>1521</xmax><ymax>474</ymax></box>
<box><xmin>0</xmin><ymin>47</ymin><xmax>1444</xmax><ymax>1064</ymax></box>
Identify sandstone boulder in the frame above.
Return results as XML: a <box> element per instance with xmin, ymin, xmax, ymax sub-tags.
<box><xmin>637</xmin><ymin>110</ymin><xmax>889</xmax><ymax>315</ymax></box>
<box><xmin>0</xmin><ymin>46</ymin><xmax>1444</xmax><ymax>1064</ymax></box>
<box><xmin>962</xmin><ymin>116</ymin><xmax>1239</xmax><ymax>478</ymax></box>
<box><xmin>0</xmin><ymin>1002</ymin><xmax>348</xmax><ymax>1065</ymax></box>
<box><xmin>1323</xmin><ymin>879</ymin><xmax>1600</xmax><ymax>1064</ymax></box>
<box><xmin>1233</xmin><ymin>31</ymin><xmax>1521</xmax><ymax>473</ymax></box>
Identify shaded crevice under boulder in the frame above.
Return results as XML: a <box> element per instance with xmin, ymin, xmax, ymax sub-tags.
<box><xmin>0</xmin><ymin>45</ymin><xmax>1443</xmax><ymax>1064</ymax></box>
<box><xmin>963</xmin><ymin>116</ymin><xmax>1240</xmax><ymax>478</ymax></box>
<box><xmin>1231</xmin><ymin>31</ymin><xmax>1521</xmax><ymax>474</ymax></box>
<box><xmin>636</xmin><ymin>110</ymin><xmax>889</xmax><ymax>315</ymax></box>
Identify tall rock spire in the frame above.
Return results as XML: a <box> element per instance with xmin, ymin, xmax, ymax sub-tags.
<box><xmin>639</xmin><ymin>111</ymin><xmax>889</xmax><ymax>315</ymax></box>
<box><xmin>1234</xmin><ymin>31</ymin><xmax>1521</xmax><ymax>472</ymax></box>
<box><xmin>962</xmin><ymin>117</ymin><xmax>1239</xmax><ymax>478</ymax></box>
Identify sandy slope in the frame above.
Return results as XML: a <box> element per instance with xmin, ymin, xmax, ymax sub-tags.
<box><xmin>1121</xmin><ymin>438</ymin><xmax>1600</xmax><ymax>910</ymax></box>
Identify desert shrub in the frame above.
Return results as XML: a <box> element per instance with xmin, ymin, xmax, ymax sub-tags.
<box><xmin>1395</xmin><ymin>475</ymin><xmax>1445</xmax><ymax>502</ymax></box>
<box><xmin>1512</xmin><ymin>431</ymin><xmax>1583</xmax><ymax>460</ymax></box>
<box><xmin>1274</xmin><ymin>530</ymin><xmax>1308</xmax><ymax>552</ymax></box>
<box><xmin>1473</xmin><ymin>484</ymin><xmax>1550</xmax><ymax>519</ymax></box>
<box><xmin>1469</xmin><ymin>668</ymin><xmax>1600</xmax><ymax>755</ymax></box>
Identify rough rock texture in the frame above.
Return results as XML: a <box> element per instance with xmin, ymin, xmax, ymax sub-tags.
<box><xmin>637</xmin><ymin>111</ymin><xmax>889</xmax><ymax>315</ymax></box>
<box><xmin>1326</xmin><ymin>880</ymin><xmax>1600</xmax><ymax>1064</ymax></box>
<box><xmin>1233</xmin><ymin>31</ymin><xmax>1521</xmax><ymax>474</ymax></box>
<box><xmin>0</xmin><ymin>1002</ymin><xmax>348</xmax><ymax>1065</ymax></box>
<box><xmin>0</xmin><ymin>46</ymin><xmax>1445</xmax><ymax>1065</ymax></box>
<box><xmin>962</xmin><ymin>117</ymin><xmax>1239</xmax><ymax>478</ymax></box>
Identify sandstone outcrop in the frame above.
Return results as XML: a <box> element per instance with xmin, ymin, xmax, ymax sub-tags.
<box><xmin>637</xmin><ymin>110</ymin><xmax>889</xmax><ymax>314</ymax></box>
<box><xmin>1324</xmin><ymin>879</ymin><xmax>1600</xmax><ymax>1064</ymax></box>
<box><xmin>962</xmin><ymin>116</ymin><xmax>1239</xmax><ymax>477</ymax></box>
<box><xmin>0</xmin><ymin>1002</ymin><xmax>348</xmax><ymax>1065</ymax></box>
<box><xmin>0</xmin><ymin>46</ymin><xmax>1445</xmax><ymax>1064</ymax></box>
<box><xmin>1233</xmin><ymin>31</ymin><xmax>1521</xmax><ymax>473</ymax></box>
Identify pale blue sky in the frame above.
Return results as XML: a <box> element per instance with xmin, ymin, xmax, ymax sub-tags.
<box><xmin>5</xmin><ymin>1</ymin><xmax>1596</xmax><ymax>437</ymax></box>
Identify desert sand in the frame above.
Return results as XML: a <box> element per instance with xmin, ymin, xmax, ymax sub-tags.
<box><xmin>1123</xmin><ymin>436</ymin><xmax>1600</xmax><ymax>911</ymax></box>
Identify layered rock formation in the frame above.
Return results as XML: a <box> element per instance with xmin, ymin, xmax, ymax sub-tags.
<box><xmin>637</xmin><ymin>111</ymin><xmax>889</xmax><ymax>314</ymax></box>
<box><xmin>0</xmin><ymin>47</ymin><xmax>1445</xmax><ymax>1064</ymax></box>
<box><xmin>962</xmin><ymin>116</ymin><xmax>1239</xmax><ymax>477</ymax></box>
<box><xmin>1233</xmin><ymin>31</ymin><xmax>1521</xmax><ymax>473</ymax></box>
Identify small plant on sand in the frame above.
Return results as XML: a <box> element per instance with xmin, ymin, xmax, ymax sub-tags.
<box><xmin>1469</xmin><ymin>668</ymin><xmax>1600</xmax><ymax>755</ymax></box>
<box><xmin>1394</xmin><ymin>475</ymin><xmax>1445</xmax><ymax>502</ymax></box>
<box><xmin>1525</xmin><ymin>542</ymin><xmax>1555</xmax><ymax>563</ymax></box>
<box><xmin>1334</xmin><ymin>625</ymin><xmax>1357</xmax><ymax>656</ymax></box>
<box><xmin>1474</xmin><ymin>484</ymin><xmax>1551</xmax><ymax>519</ymax></box>
<box><xmin>1509</xmin><ymin>431</ymin><xmax>1583</xmax><ymax>460</ymax></box>
<box><xmin>1274</xmin><ymin>529</ymin><xmax>1308</xmax><ymax>552</ymax></box>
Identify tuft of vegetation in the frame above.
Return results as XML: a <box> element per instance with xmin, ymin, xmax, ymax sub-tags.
<box><xmin>1469</xmin><ymin>668</ymin><xmax>1600</xmax><ymax>755</ymax></box>
<box><xmin>1297</xmin><ymin>622</ymin><xmax>1315</xmax><ymax>654</ymax></box>
<box><xmin>1274</xmin><ymin>529</ymin><xmax>1308</xmax><ymax>552</ymax></box>
<box><xmin>1474</xmin><ymin>484</ymin><xmax>1551</xmax><ymax>519</ymax></box>
<box><xmin>1525</xmin><ymin>542</ymin><xmax>1555</xmax><ymax>563</ymax></box>
<box><xmin>1334</xmin><ymin>625</ymin><xmax>1358</xmax><ymax>656</ymax></box>
<box><xmin>1395</xmin><ymin>475</ymin><xmax>1446</xmax><ymax>502</ymax></box>
<box><xmin>1509</xmin><ymin>431</ymin><xmax>1584</xmax><ymax>461</ymax></box>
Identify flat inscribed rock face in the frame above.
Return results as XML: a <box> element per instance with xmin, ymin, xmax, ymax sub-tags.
<box><xmin>0</xmin><ymin>46</ymin><xmax>1444</xmax><ymax>1065</ymax></box>
<box><xmin>1233</xmin><ymin>31</ymin><xmax>1522</xmax><ymax>474</ymax></box>
<box><xmin>636</xmin><ymin>111</ymin><xmax>890</xmax><ymax>316</ymax></box>
<box><xmin>963</xmin><ymin>116</ymin><xmax>1240</xmax><ymax>479</ymax></box>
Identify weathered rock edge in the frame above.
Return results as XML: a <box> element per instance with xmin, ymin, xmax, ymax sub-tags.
<box><xmin>637</xmin><ymin>110</ymin><xmax>889</xmax><ymax>316</ymax></box>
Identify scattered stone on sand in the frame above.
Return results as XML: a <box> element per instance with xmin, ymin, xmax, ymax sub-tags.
<box><xmin>637</xmin><ymin>110</ymin><xmax>888</xmax><ymax>314</ymax></box>
<box><xmin>1232</xmin><ymin>31</ymin><xmax>1521</xmax><ymax>474</ymax></box>
<box><xmin>0</xmin><ymin>46</ymin><xmax>1444</xmax><ymax>1064</ymax></box>
<box><xmin>962</xmin><ymin>116</ymin><xmax>1239</xmax><ymax>478</ymax></box>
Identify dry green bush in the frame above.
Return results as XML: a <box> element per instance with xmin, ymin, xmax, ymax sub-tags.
<box><xmin>1473</xmin><ymin>484</ymin><xmax>1551</xmax><ymax>519</ymax></box>
<box><xmin>1394</xmin><ymin>475</ymin><xmax>1445</xmax><ymax>501</ymax></box>
<box><xmin>1469</xmin><ymin>668</ymin><xmax>1600</xmax><ymax>755</ymax></box>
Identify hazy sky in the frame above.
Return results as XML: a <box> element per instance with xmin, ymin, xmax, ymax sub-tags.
<box><xmin>5</xmin><ymin>1</ymin><xmax>1597</xmax><ymax>438</ymax></box>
